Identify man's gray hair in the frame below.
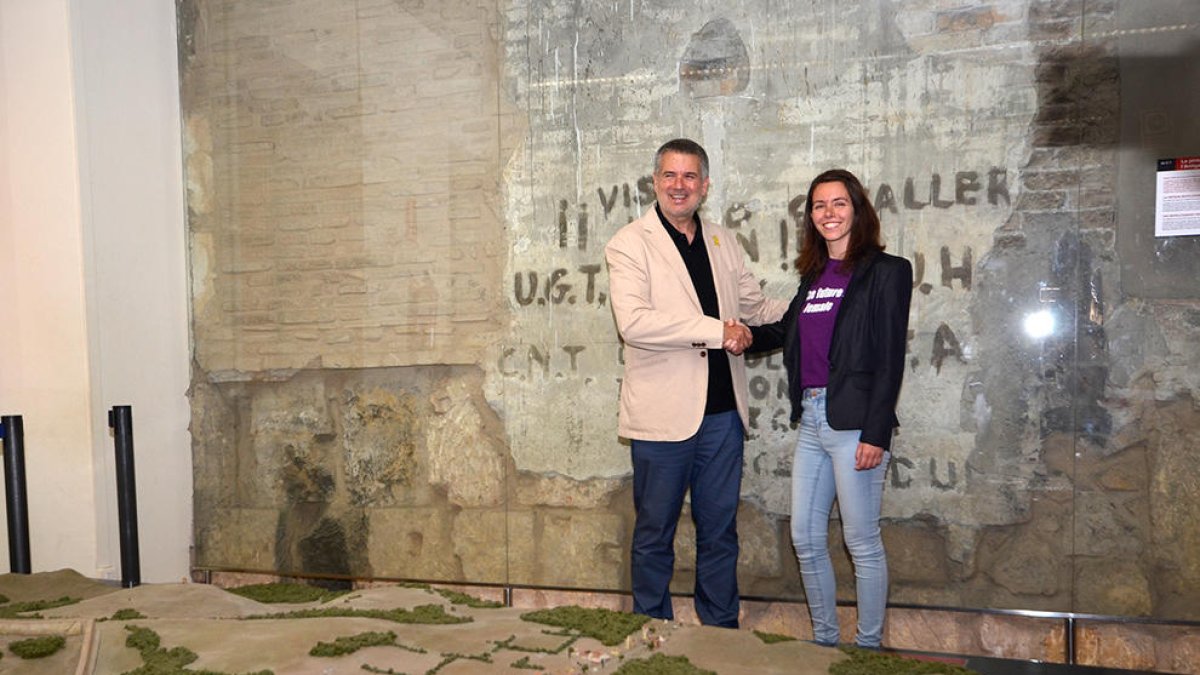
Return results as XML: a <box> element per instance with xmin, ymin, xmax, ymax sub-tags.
<box><xmin>654</xmin><ymin>138</ymin><xmax>709</xmax><ymax>180</ymax></box>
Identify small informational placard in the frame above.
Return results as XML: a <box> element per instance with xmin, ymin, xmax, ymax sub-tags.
<box><xmin>1155</xmin><ymin>157</ymin><xmax>1200</xmax><ymax>237</ymax></box>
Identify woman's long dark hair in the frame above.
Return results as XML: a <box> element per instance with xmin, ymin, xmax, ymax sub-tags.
<box><xmin>795</xmin><ymin>169</ymin><xmax>884</xmax><ymax>279</ymax></box>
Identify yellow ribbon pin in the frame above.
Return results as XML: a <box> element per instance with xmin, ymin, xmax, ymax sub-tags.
<box><xmin>712</xmin><ymin>235</ymin><xmax>720</xmax><ymax>246</ymax></box>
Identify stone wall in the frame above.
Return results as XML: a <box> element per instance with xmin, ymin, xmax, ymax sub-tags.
<box><xmin>180</xmin><ymin>0</ymin><xmax>1200</xmax><ymax>620</ymax></box>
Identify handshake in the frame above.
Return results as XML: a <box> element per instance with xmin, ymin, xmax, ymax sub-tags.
<box><xmin>722</xmin><ymin>319</ymin><xmax>753</xmax><ymax>355</ymax></box>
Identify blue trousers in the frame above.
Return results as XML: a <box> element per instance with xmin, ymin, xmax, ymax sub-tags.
<box><xmin>630</xmin><ymin>410</ymin><xmax>743</xmax><ymax>627</ymax></box>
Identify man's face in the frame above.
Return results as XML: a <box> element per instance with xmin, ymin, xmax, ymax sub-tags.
<box><xmin>653</xmin><ymin>151</ymin><xmax>709</xmax><ymax>226</ymax></box>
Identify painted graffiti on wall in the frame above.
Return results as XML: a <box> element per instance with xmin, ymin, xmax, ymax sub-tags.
<box><xmin>490</xmin><ymin>162</ymin><xmax>1005</xmax><ymax>508</ymax></box>
<box><xmin>506</xmin><ymin>167</ymin><xmax>994</xmax><ymax>380</ymax></box>
<box><xmin>488</xmin><ymin>0</ymin><xmax>1041</xmax><ymax>519</ymax></box>
<box><xmin>544</xmin><ymin>169</ymin><xmax>1009</xmax><ymax>255</ymax></box>
<box><xmin>504</xmin><ymin>248</ymin><xmax>973</xmax><ymax>372</ymax></box>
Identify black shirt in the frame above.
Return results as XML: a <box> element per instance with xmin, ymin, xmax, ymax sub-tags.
<box><xmin>656</xmin><ymin>204</ymin><xmax>736</xmax><ymax>416</ymax></box>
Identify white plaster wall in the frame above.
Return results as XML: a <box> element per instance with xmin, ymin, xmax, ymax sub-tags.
<box><xmin>71</xmin><ymin>0</ymin><xmax>191</xmax><ymax>583</ymax></box>
<box><xmin>0</xmin><ymin>0</ymin><xmax>99</xmax><ymax>575</ymax></box>
<box><xmin>0</xmin><ymin>0</ymin><xmax>191</xmax><ymax>582</ymax></box>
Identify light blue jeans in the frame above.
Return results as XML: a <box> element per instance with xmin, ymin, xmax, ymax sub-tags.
<box><xmin>791</xmin><ymin>388</ymin><xmax>889</xmax><ymax>648</ymax></box>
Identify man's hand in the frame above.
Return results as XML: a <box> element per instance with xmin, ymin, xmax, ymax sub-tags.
<box><xmin>722</xmin><ymin>319</ymin><xmax>752</xmax><ymax>355</ymax></box>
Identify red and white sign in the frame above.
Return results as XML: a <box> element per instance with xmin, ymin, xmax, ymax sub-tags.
<box><xmin>1156</xmin><ymin>156</ymin><xmax>1200</xmax><ymax>237</ymax></box>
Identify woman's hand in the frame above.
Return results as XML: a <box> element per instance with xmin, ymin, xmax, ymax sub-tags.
<box><xmin>855</xmin><ymin>442</ymin><xmax>884</xmax><ymax>471</ymax></box>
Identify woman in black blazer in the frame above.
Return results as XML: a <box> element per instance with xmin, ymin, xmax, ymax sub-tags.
<box><xmin>750</xmin><ymin>169</ymin><xmax>912</xmax><ymax>648</ymax></box>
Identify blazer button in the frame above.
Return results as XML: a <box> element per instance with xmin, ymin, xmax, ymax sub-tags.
<box><xmin>699</xmin><ymin>350</ymin><xmax>707</xmax><ymax>358</ymax></box>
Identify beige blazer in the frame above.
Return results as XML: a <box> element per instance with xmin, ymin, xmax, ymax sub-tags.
<box><xmin>605</xmin><ymin>207</ymin><xmax>788</xmax><ymax>441</ymax></box>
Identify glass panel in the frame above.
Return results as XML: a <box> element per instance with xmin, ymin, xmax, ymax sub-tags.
<box><xmin>181</xmin><ymin>0</ymin><xmax>1200</xmax><ymax>619</ymax></box>
<box><xmin>181</xmin><ymin>0</ymin><xmax>511</xmax><ymax>586</ymax></box>
<box><xmin>1087</xmin><ymin>0</ymin><xmax>1200</xmax><ymax>620</ymax></box>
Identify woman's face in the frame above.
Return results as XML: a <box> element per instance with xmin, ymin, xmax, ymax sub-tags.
<box><xmin>809</xmin><ymin>180</ymin><xmax>855</xmax><ymax>259</ymax></box>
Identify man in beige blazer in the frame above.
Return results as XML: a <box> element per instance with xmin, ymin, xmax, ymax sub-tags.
<box><xmin>605</xmin><ymin>138</ymin><xmax>787</xmax><ymax>627</ymax></box>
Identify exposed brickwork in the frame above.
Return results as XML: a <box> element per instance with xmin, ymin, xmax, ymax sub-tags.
<box><xmin>180</xmin><ymin>0</ymin><xmax>508</xmax><ymax>375</ymax></box>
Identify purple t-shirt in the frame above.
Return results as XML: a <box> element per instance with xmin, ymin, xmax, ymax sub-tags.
<box><xmin>799</xmin><ymin>262</ymin><xmax>853</xmax><ymax>388</ymax></box>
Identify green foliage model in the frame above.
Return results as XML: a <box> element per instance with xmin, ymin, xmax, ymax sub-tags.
<box><xmin>831</xmin><ymin>647</ymin><xmax>980</xmax><ymax>675</ymax></box>
<box><xmin>226</xmin><ymin>583</ymin><xmax>348</xmax><ymax>604</ymax></box>
<box><xmin>493</xmin><ymin>632</ymin><xmax>579</xmax><ymax>655</ymax></box>
<box><xmin>245</xmin><ymin>603</ymin><xmax>470</xmax><ymax>625</ymax></box>
<box><xmin>432</xmin><ymin>588</ymin><xmax>503</xmax><ymax>608</ymax></box>
<box><xmin>613</xmin><ymin>653</ymin><xmax>717</xmax><ymax>675</ymax></box>
<box><xmin>309</xmin><ymin>630</ymin><xmax>397</xmax><ymax>657</ymax></box>
<box><xmin>520</xmin><ymin>606</ymin><xmax>651</xmax><ymax>646</ymax></box>
<box><xmin>120</xmin><ymin>624</ymin><xmax>273</xmax><ymax>675</ymax></box>
<box><xmin>98</xmin><ymin>608</ymin><xmax>148</xmax><ymax>622</ymax></box>
<box><xmin>510</xmin><ymin>654</ymin><xmax>544</xmax><ymax>670</ymax></box>
<box><xmin>0</xmin><ymin>596</ymin><xmax>80</xmax><ymax>619</ymax></box>
<box><xmin>753</xmin><ymin>630</ymin><xmax>798</xmax><ymax>644</ymax></box>
<box><xmin>8</xmin><ymin>635</ymin><xmax>66</xmax><ymax>659</ymax></box>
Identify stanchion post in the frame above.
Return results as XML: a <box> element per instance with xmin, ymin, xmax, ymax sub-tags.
<box><xmin>1</xmin><ymin>415</ymin><xmax>32</xmax><ymax>574</ymax></box>
<box><xmin>108</xmin><ymin>406</ymin><xmax>141</xmax><ymax>587</ymax></box>
<box><xmin>1066</xmin><ymin>616</ymin><xmax>1076</xmax><ymax>664</ymax></box>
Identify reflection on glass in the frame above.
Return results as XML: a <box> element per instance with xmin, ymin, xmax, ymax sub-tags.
<box><xmin>1023</xmin><ymin>309</ymin><xmax>1056</xmax><ymax>340</ymax></box>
